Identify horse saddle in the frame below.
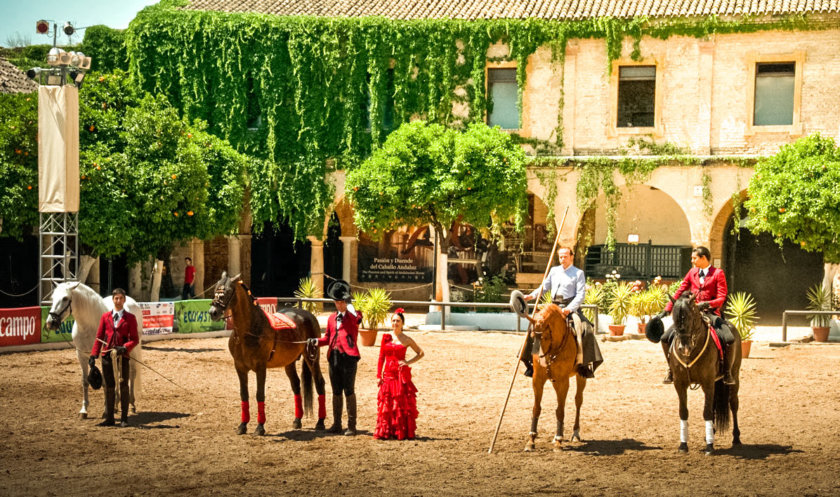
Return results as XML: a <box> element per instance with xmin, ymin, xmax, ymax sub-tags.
<box><xmin>262</xmin><ymin>310</ymin><xmax>297</xmax><ymax>331</ymax></box>
<box><xmin>708</xmin><ymin>325</ymin><xmax>723</xmax><ymax>360</ymax></box>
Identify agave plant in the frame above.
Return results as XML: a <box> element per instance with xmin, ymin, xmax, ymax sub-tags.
<box><xmin>806</xmin><ymin>284</ymin><xmax>832</xmax><ymax>328</ymax></box>
<box><xmin>583</xmin><ymin>283</ymin><xmax>605</xmax><ymax>322</ymax></box>
<box><xmin>358</xmin><ymin>288</ymin><xmax>392</xmax><ymax>330</ymax></box>
<box><xmin>725</xmin><ymin>292</ymin><xmax>758</xmax><ymax>341</ymax></box>
<box><xmin>608</xmin><ymin>282</ymin><xmax>634</xmax><ymax>326</ymax></box>
<box><xmin>294</xmin><ymin>277</ymin><xmax>322</xmax><ymax>314</ymax></box>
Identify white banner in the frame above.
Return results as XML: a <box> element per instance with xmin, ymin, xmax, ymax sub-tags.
<box><xmin>140</xmin><ymin>302</ymin><xmax>174</xmax><ymax>335</ymax></box>
<box><xmin>38</xmin><ymin>85</ymin><xmax>80</xmax><ymax>213</ymax></box>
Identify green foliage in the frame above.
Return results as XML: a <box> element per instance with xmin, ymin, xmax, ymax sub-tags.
<box><xmin>80</xmin><ymin>25</ymin><xmax>128</xmax><ymax>73</ymax></box>
<box><xmin>745</xmin><ymin>134</ymin><xmax>840</xmax><ymax>263</ymax></box>
<box><xmin>346</xmin><ymin>121</ymin><xmax>528</xmax><ymax>249</ymax></box>
<box><xmin>0</xmin><ymin>92</ymin><xmax>38</xmax><ymax>239</ymax></box>
<box><xmin>583</xmin><ymin>281</ymin><xmax>604</xmax><ymax>322</ymax></box>
<box><xmin>608</xmin><ymin>281</ymin><xmax>634</xmax><ymax>325</ymax></box>
<box><xmin>294</xmin><ymin>276</ymin><xmax>322</xmax><ymax>314</ymax></box>
<box><xmin>806</xmin><ymin>284</ymin><xmax>832</xmax><ymax>328</ymax></box>
<box><xmin>356</xmin><ymin>287</ymin><xmax>392</xmax><ymax>330</ymax></box>
<box><xmin>125</xmin><ymin>6</ymin><xmax>822</xmax><ymax>240</ymax></box>
<box><xmin>725</xmin><ymin>292</ymin><xmax>758</xmax><ymax>341</ymax></box>
<box><xmin>472</xmin><ymin>275</ymin><xmax>508</xmax><ymax>311</ymax></box>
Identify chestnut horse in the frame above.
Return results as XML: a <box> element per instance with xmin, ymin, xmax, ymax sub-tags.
<box><xmin>208</xmin><ymin>272</ymin><xmax>326</xmax><ymax>435</ymax></box>
<box><xmin>523</xmin><ymin>304</ymin><xmax>587</xmax><ymax>451</ymax></box>
<box><xmin>668</xmin><ymin>293</ymin><xmax>741</xmax><ymax>454</ymax></box>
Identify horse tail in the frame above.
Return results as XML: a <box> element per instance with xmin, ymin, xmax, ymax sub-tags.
<box><xmin>714</xmin><ymin>380</ymin><xmax>730</xmax><ymax>433</ymax></box>
<box><xmin>301</xmin><ymin>356</ymin><xmax>314</xmax><ymax>418</ymax></box>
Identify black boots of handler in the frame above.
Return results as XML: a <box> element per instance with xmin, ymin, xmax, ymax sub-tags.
<box><xmin>328</xmin><ymin>394</ymin><xmax>357</xmax><ymax>435</ymax></box>
<box><xmin>98</xmin><ymin>383</ymin><xmax>129</xmax><ymax>427</ymax></box>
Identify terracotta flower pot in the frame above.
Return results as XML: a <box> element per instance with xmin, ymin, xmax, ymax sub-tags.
<box><xmin>812</xmin><ymin>326</ymin><xmax>830</xmax><ymax>343</ymax></box>
<box><xmin>637</xmin><ymin>322</ymin><xmax>646</xmax><ymax>335</ymax></box>
<box><xmin>608</xmin><ymin>324</ymin><xmax>625</xmax><ymax>336</ymax></box>
<box><xmin>359</xmin><ymin>328</ymin><xmax>378</xmax><ymax>347</ymax></box>
<box><xmin>741</xmin><ymin>340</ymin><xmax>752</xmax><ymax>359</ymax></box>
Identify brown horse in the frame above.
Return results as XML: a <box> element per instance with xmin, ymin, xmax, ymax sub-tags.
<box><xmin>668</xmin><ymin>293</ymin><xmax>741</xmax><ymax>454</ymax></box>
<box><xmin>208</xmin><ymin>272</ymin><xmax>326</xmax><ymax>435</ymax></box>
<box><xmin>522</xmin><ymin>304</ymin><xmax>587</xmax><ymax>452</ymax></box>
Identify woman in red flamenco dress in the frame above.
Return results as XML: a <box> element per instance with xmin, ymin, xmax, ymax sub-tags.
<box><xmin>374</xmin><ymin>308</ymin><xmax>424</xmax><ymax>440</ymax></box>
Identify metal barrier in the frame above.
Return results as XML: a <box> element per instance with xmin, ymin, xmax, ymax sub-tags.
<box><xmin>276</xmin><ymin>297</ymin><xmax>599</xmax><ymax>333</ymax></box>
<box><xmin>781</xmin><ymin>310</ymin><xmax>836</xmax><ymax>342</ymax></box>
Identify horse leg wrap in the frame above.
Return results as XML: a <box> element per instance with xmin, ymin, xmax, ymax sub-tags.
<box><xmin>530</xmin><ymin>417</ymin><xmax>538</xmax><ymax>435</ymax></box>
<box><xmin>318</xmin><ymin>394</ymin><xmax>326</xmax><ymax>419</ymax></box>
<box><xmin>680</xmin><ymin>419</ymin><xmax>689</xmax><ymax>443</ymax></box>
<box><xmin>294</xmin><ymin>394</ymin><xmax>303</xmax><ymax>419</ymax></box>
<box><xmin>257</xmin><ymin>401</ymin><xmax>266</xmax><ymax>424</ymax></box>
<box><xmin>705</xmin><ymin>420</ymin><xmax>714</xmax><ymax>445</ymax></box>
<box><xmin>241</xmin><ymin>401</ymin><xmax>250</xmax><ymax>424</ymax></box>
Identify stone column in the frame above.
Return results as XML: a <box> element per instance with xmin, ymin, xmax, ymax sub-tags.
<box><xmin>307</xmin><ymin>236</ymin><xmax>325</xmax><ymax>296</ymax></box>
<box><xmin>339</xmin><ymin>236</ymin><xmax>356</xmax><ymax>283</ymax></box>
<box><xmin>227</xmin><ymin>235</ymin><xmax>241</xmax><ymax>279</ymax></box>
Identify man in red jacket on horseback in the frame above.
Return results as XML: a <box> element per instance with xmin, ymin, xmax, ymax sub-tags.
<box><xmin>660</xmin><ymin>246</ymin><xmax>735</xmax><ymax>385</ymax></box>
<box><xmin>89</xmin><ymin>288</ymin><xmax>139</xmax><ymax>427</ymax></box>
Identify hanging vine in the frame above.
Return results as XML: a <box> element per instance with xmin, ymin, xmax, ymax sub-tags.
<box><xmin>125</xmin><ymin>2</ymin><xmax>829</xmax><ymax>239</ymax></box>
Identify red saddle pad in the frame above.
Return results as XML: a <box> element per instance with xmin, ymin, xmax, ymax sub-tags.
<box><xmin>709</xmin><ymin>325</ymin><xmax>723</xmax><ymax>360</ymax></box>
<box><xmin>263</xmin><ymin>309</ymin><xmax>297</xmax><ymax>331</ymax></box>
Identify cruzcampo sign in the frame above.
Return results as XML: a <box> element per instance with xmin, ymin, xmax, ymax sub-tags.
<box><xmin>40</xmin><ymin>306</ymin><xmax>76</xmax><ymax>344</ymax></box>
<box><xmin>175</xmin><ymin>299</ymin><xmax>225</xmax><ymax>333</ymax></box>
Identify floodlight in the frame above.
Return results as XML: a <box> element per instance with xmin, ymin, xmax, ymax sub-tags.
<box><xmin>26</xmin><ymin>67</ymin><xmax>44</xmax><ymax>79</ymax></box>
<box><xmin>36</xmin><ymin>20</ymin><xmax>50</xmax><ymax>34</ymax></box>
<box><xmin>47</xmin><ymin>47</ymin><xmax>61</xmax><ymax>66</ymax></box>
<box><xmin>79</xmin><ymin>56</ymin><xmax>91</xmax><ymax>70</ymax></box>
<box><xmin>69</xmin><ymin>51</ymin><xmax>82</xmax><ymax>66</ymax></box>
<box><xmin>70</xmin><ymin>70</ymin><xmax>86</xmax><ymax>89</ymax></box>
<box><xmin>63</xmin><ymin>22</ymin><xmax>75</xmax><ymax>36</ymax></box>
<box><xmin>58</xmin><ymin>49</ymin><xmax>72</xmax><ymax>66</ymax></box>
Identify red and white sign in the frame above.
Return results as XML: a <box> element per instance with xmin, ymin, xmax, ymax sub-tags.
<box><xmin>140</xmin><ymin>302</ymin><xmax>174</xmax><ymax>335</ymax></box>
<box><xmin>0</xmin><ymin>306</ymin><xmax>42</xmax><ymax>347</ymax></box>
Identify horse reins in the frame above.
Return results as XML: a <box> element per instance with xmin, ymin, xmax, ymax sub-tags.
<box><xmin>671</xmin><ymin>319</ymin><xmax>712</xmax><ymax>388</ymax></box>
<box><xmin>538</xmin><ymin>313</ymin><xmax>573</xmax><ymax>382</ymax></box>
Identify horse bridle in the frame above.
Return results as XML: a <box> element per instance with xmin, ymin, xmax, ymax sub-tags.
<box><xmin>49</xmin><ymin>295</ymin><xmax>73</xmax><ymax>323</ymax></box>
<box><xmin>211</xmin><ymin>281</ymin><xmax>235</xmax><ymax>311</ymax></box>
<box><xmin>537</xmin><ymin>315</ymin><xmax>572</xmax><ymax>382</ymax></box>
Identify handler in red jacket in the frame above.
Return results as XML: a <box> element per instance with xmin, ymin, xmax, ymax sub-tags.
<box><xmin>309</xmin><ymin>280</ymin><xmax>363</xmax><ymax>436</ymax></box>
<box><xmin>89</xmin><ymin>288</ymin><xmax>139</xmax><ymax>427</ymax></box>
<box><xmin>660</xmin><ymin>246</ymin><xmax>735</xmax><ymax>385</ymax></box>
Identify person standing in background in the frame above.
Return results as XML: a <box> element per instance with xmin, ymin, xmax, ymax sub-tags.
<box><xmin>182</xmin><ymin>257</ymin><xmax>196</xmax><ymax>300</ymax></box>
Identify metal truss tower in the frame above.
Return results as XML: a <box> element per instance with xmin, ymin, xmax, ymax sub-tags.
<box><xmin>39</xmin><ymin>212</ymin><xmax>78</xmax><ymax>304</ymax></box>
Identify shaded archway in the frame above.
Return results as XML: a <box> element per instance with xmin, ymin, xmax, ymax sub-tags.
<box><xmin>584</xmin><ymin>184</ymin><xmax>692</xmax><ymax>279</ymax></box>
<box><xmin>250</xmin><ymin>222</ymin><xmax>311</xmax><ymax>298</ymax></box>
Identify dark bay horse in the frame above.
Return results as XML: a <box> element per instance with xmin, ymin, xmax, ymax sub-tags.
<box><xmin>522</xmin><ymin>304</ymin><xmax>587</xmax><ymax>452</ymax></box>
<box><xmin>208</xmin><ymin>272</ymin><xmax>326</xmax><ymax>435</ymax></box>
<box><xmin>669</xmin><ymin>293</ymin><xmax>741</xmax><ymax>454</ymax></box>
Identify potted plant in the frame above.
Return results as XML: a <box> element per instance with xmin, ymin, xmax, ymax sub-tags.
<box><xmin>583</xmin><ymin>282</ymin><xmax>605</xmax><ymax>324</ymax></box>
<box><xmin>725</xmin><ymin>292</ymin><xmax>758</xmax><ymax>358</ymax></box>
<box><xmin>294</xmin><ymin>277</ymin><xmax>322</xmax><ymax>314</ymax></box>
<box><xmin>806</xmin><ymin>284</ymin><xmax>832</xmax><ymax>342</ymax></box>
<box><xmin>629</xmin><ymin>289</ymin><xmax>648</xmax><ymax>335</ymax></box>
<box><xmin>608</xmin><ymin>282</ymin><xmax>634</xmax><ymax>336</ymax></box>
<box><xmin>356</xmin><ymin>287</ymin><xmax>391</xmax><ymax>346</ymax></box>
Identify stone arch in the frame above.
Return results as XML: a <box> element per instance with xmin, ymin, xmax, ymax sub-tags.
<box><xmin>709</xmin><ymin>189</ymin><xmax>747</xmax><ymax>264</ymax></box>
<box><xmin>590</xmin><ymin>183</ymin><xmax>692</xmax><ymax>246</ymax></box>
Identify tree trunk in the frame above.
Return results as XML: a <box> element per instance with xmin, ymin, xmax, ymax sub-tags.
<box><xmin>432</xmin><ymin>223</ymin><xmax>452</xmax><ymax>322</ymax></box>
<box><xmin>824</xmin><ymin>263</ymin><xmax>840</xmax><ymax>309</ymax></box>
<box><xmin>129</xmin><ymin>263</ymin><xmax>143</xmax><ymax>300</ymax></box>
<box><xmin>149</xmin><ymin>259</ymin><xmax>164</xmax><ymax>302</ymax></box>
<box><xmin>78</xmin><ymin>255</ymin><xmax>97</xmax><ymax>286</ymax></box>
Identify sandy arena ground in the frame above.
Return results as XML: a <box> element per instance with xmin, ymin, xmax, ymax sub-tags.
<box><xmin>1</xmin><ymin>332</ymin><xmax>839</xmax><ymax>496</ymax></box>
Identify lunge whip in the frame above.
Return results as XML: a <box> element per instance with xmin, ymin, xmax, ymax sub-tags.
<box><xmin>488</xmin><ymin>206</ymin><xmax>568</xmax><ymax>454</ymax></box>
<box><xmin>96</xmin><ymin>338</ymin><xmax>191</xmax><ymax>393</ymax></box>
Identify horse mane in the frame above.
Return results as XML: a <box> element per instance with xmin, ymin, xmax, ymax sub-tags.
<box><xmin>537</xmin><ymin>304</ymin><xmax>568</xmax><ymax>343</ymax></box>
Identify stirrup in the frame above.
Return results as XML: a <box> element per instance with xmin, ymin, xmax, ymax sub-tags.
<box><xmin>722</xmin><ymin>371</ymin><xmax>736</xmax><ymax>385</ymax></box>
<box><xmin>663</xmin><ymin>370</ymin><xmax>673</xmax><ymax>384</ymax></box>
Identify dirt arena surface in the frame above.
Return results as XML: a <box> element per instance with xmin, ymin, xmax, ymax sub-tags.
<box><xmin>2</xmin><ymin>332</ymin><xmax>840</xmax><ymax>496</ymax></box>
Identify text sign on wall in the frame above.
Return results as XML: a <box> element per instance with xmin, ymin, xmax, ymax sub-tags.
<box><xmin>175</xmin><ymin>299</ymin><xmax>226</xmax><ymax>334</ymax></box>
<box><xmin>0</xmin><ymin>307</ymin><xmax>42</xmax><ymax>347</ymax></box>
<box><xmin>140</xmin><ymin>302</ymin><xmax>174</xmax><ymax>335</ymax></box>
<box><xmin>358</xmin><ymin>256</ymin><xmax>433</xmax><ymax>283</ymax></box>
<box><xmin>39</xmin><ymin>307</ymin><xmax>75</xmax><ymax>344</ymax></box>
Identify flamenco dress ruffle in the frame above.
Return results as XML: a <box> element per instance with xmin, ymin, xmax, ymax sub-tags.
<box><xmin>374</xmin><ymin>335</ymin><xmax>418</xmax><ymax>440</ymax></box>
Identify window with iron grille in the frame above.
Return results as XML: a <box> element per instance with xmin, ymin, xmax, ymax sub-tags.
<box><xmin>617</xmin><ymin>66</ymin><xmax>656</xmax><ymax>128</ymax></box>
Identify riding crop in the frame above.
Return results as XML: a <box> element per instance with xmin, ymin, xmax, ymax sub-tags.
<box><xmin>488</xmin><ymin>206</ymin><xmax>569</xmax><ymax>454</ymax></box>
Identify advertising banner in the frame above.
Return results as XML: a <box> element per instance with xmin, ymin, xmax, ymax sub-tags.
<box><xmin>175</xmin><ymin>299</ymin><xmax>225</xmax><ymax>334</ymax></box>
<box><xmin>39</xmin><ymin>307</ymin><xmax>75</xmax><ymax>344</ymax></box>
<box><xmin>357</xmin><ymin>227</ymin><xmax>434</xmax><ymax>283</ymax></box>
<box><xmin>140</xmin><ymin>302</ymin><xmax>174</xmax><ymax>335</ymax></box>
<box><xmin>256</xmin><ymin>297</ymin><xmax>278</xmax><ymax>315</ymax></box>
<box><xmin>0</xmin><ymin>307</ymin><xmax>42</xmax><ymax>347</ymax></box>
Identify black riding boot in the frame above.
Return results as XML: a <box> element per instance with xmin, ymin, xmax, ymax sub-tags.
<box><xmin>119</xmin><ymin>381</ymin><xmax>130</xmax><ymax>427</ymax></box>
<box><xmin>344</xmin><ymin>394</ymin><xmax>357</xmax><ymax>436</ymax></box>
<box><xmin>328</xmin><ymin>394</ymin><xmax>343</xmax><ymax>433</ymax></box>
<box><xmin>661</xmin><ymin>336</ymin><xmax>673</xmax><ymax>384</ymax></box>
<box><xmin>521</xmin><ymin>333</ymin><xmax>534</xmax><ymax>377</ymax></box>
<box><xmin>98</xmin><ymin>387</ymin><xmax>115</xmax><ymax>426</ymax></box>
<box><xmin>522</xmin><ymin>358</ymin><xmax>533</xmax><ymax>378</ymax></box>
<box><xmin>721</xmin><ymin>347</ymin><xmax>736</xmax><ymax>385</ymax></box>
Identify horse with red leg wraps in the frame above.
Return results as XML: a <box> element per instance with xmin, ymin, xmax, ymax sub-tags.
<box><xmin>209</xmin><ymin>272</ymin><xmax>326</xmax><ymax>435</ymax></box>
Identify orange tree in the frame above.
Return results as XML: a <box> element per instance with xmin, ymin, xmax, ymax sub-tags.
<box><xmin>346</xmin><ymin>121</ymin><xmax>527</xmax><ymax>298</ymax></box>
<box><xmin>0</xmin><ymin>92</ymin><xmax>38</xmax><ymax>240</ymax></box>
<box><xmin>745</xmin><ymin>134</ymin><xmax>840</xmax><ymax>264</ymax></box>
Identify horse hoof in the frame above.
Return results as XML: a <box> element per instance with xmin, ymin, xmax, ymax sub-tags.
<box><xmin>237</xmin><ymin>423</ymin><xmax>248</xmax><ymax>435</ymax></box>
<box><xmin>315</xmin><ymin>419</ymin><xmax>326</xmax><ymax>431</ymax></box>
<box><xmin>524</xmin><ymin>443</ymin><xmax>535</xmax><ymax>452</ymax></box>
<box><xmin>678</xmin><ymin>443</ymin><xmax>688</xmax><ymax>453</ymax></box>
<box><xmin>571</xmin><ymin>432</ymin><xmax>582</xmax><ymax>443</ymax></box>
<box><xmin>293</xmin><ymin>418</ymin><xmax>302</xmax><ymax>430</ymax></box>
<box><xmin>80</xmin><ymin>412</ymin><xmax>87</xmax><ymax>420</ymax></box>
<box><xmin>255</xmin><ymin>424</ymin><xmax>266</xmax><ymax>436</ymax></box>
<box><xmin>704</xmin><ymin>444</ymin><xmax>714</xmax><ymax>455</ymax></box>
<box><xmin>131</xmin><ymin>406</ymin><xmax>137</xmax><ymax>414</ymax></box>
<box><xmin>733</xmin><ymin>438</ymin><xmax>742</xmax><ymax>446</ymax></box>
<box><xmin>553</xmin><ymin>442</ymin><xmax>562</xmax><ymax>452</ymax></box>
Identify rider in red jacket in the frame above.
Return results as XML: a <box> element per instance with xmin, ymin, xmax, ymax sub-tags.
<box><xmin>661</xmin><ymin>246</ymin><xmax>735</xmax><ymax>385</ymax></box>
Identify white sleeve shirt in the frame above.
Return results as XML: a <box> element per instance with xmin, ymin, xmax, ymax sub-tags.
<box><xmin>528</xmin><ymin>265</ymin><xmax>586</xmax><ymax>313</ymax></box>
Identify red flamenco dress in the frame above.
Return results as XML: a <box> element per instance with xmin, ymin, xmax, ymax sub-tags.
<box><xmin>374</xmin><ymin>333</ymin><xmax>418</xmax><ymax>440</ymax></box>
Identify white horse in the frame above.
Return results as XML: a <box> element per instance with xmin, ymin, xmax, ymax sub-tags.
<box><xmin>45</xmin><ymin>282</ymin><xmax>143</xmax><ymax>419</ymax></box>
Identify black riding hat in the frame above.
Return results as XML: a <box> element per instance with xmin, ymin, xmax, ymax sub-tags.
<box><xmin>327</xmin><ymin>279</ymin><xmax>352</xmax><ymax>302</ymax></box>
<box><xmin>646</xmin><ymin>315</ymin><xmax>665</xmax><ymax>343</ymax></box>
<box><xmin>87</xmin><ymin>364</ymin><xmax>103</xmax><ymax>390</ymax></box>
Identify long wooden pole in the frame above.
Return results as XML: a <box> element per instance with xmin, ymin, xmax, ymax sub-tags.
<box><xmin>488</xmin><ymin>206</ymin><xmax>569</xmax><ymax>454</ymax></box>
